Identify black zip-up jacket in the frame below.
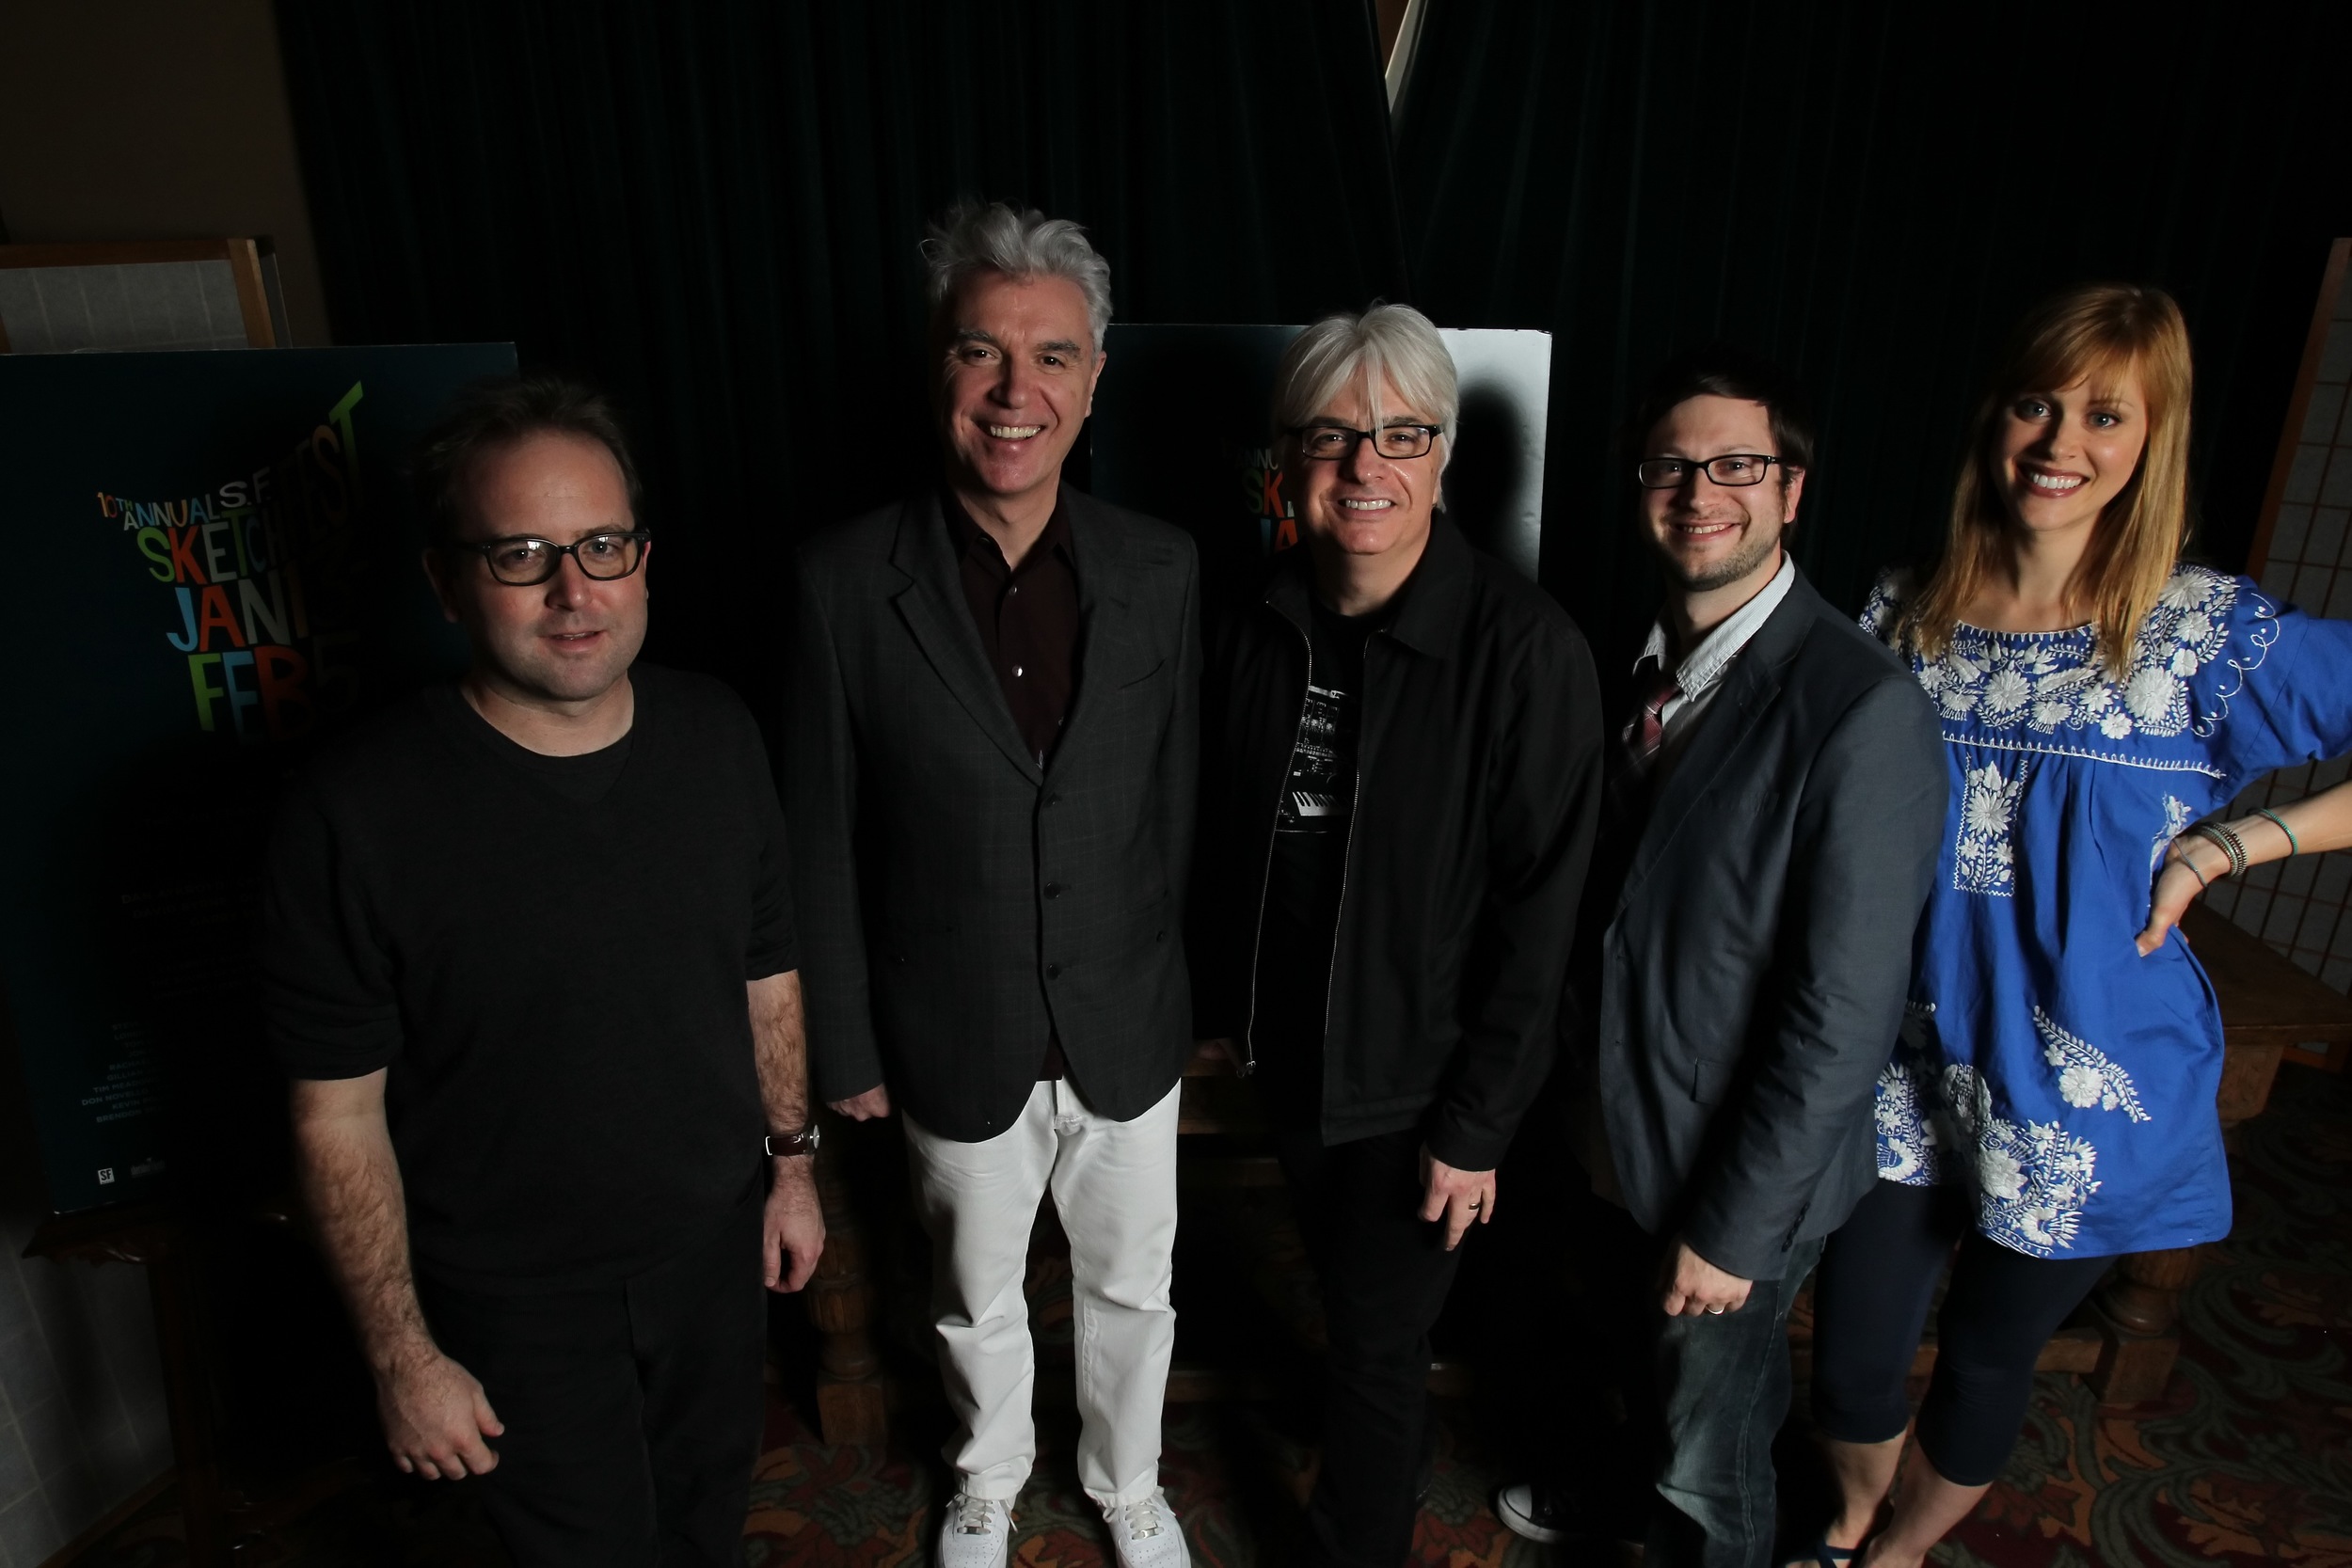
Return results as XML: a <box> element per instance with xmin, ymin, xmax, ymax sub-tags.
<box><xmin>1193</xmin><ymin>521</ymin><xmax>1604</xmax><ymax>1168</ymax></box>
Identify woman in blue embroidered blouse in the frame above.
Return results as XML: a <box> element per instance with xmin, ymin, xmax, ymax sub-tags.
<box><xmin>1792</xmin><ymin>284</ymin><xmax>2352</xmax><ymax>1568</ymax></box>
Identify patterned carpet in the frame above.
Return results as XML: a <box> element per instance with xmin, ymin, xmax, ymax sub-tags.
<box><xmin>70</xmin><ymin>1060</ymin><xmax>2352</xmax><ymax>1566</ymax></box>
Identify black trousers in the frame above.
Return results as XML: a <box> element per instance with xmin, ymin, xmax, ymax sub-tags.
<box><xmin>417</xmin><ymin>1195</ymin><xmax>767</xmax><ymax>1567</ymax></box>
<box><xmin>1809</xmin><ymin>1180</ymin><xmax>2110</xmax><ymax>1487</ymax></box>
<box><xmin>1274</xmin><ymin>1125</ymin><xmax>1466</xmax><ymax>1568</ymax></box>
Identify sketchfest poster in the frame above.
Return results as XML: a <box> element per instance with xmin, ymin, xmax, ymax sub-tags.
<box><xmin>0</xmin><ymin>345</ymin><xmax>513</xmax><ymax>1214</ymax></box>
<box><xmin>1089</xmin><ymin>325</ymin><xmax>1551</xmax><ymax>609</ymax></box>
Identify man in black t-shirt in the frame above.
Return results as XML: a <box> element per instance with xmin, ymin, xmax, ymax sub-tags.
<box><xmin>262</xmin><ymin>376</ymin><xmax>823</xmax><ymax>1568</ymax></box>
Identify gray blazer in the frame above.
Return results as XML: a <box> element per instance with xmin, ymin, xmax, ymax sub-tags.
<box><xmin>1590</xmin><ymin>569</ymin><xmax>1946</xmax><ymax>1281</ymax></box>
<box><xmin>787</xmin><ymin>486</ymin><xmax>1200</xmax><ymax>1142</ymax></box>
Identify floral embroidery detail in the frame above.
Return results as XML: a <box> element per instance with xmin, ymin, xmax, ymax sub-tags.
<box><xmin>1875</xmin><ymin>1061</ymin><xmax>1936</xmax><ymax>1184</ymax></box>
<box><xmin>1877</xmin><ymin>1001</ymin><xmax>2154</xmax><ymax>1255</ymax></box>
<box><xmin>1876</xmin><ymin>1005</ymin><xmax>1943</xmax><ymax>1185</ymax></box>
<box><xmin>2202</xmin><ymin>592</ymin><xmax>2282</xmax><ymax>737</ymax></box>
<box><xmin>1861</xmin><ymin>574</ymin><xmax>1906</xmax><ymax>640</ymax></box>
<box><xmin>1942</xmin><ymin>1064</ymin><xmax>2102</xmax><ymax>1257</ymax></box>
<box><xmin>1862</xmin><ymin>566</ymin><xmax>2262</xmax><ymax>745</ymax></box>
<box><xmin>1983</xmin><ymin>667</ymin><xmax>2032</xmax><ymax>720</ymax></box>
<box><xmin>1954</xmin><ymin>757</ymin><xmax>2029</xmax><ymax>895</ymax></box>
<box><xmin>2151</xmin><ymin>795</ymin><xmax>2193</xmax><ymax>873</ymax></box>
<box><xmin>2034</xmin><ymin>1006</ymin><xmax>2151</xmax><ymax>1122</ymax></box>
<box><xmin>2124</xmin><ymin>667</ymin><xmax>2174</xmax><ymax>724</ymax></box>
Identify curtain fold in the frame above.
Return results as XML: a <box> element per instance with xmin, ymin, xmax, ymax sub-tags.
<box><xmin>277</xmin><ymin>0</ymin><xmax>1409</xmax><ymax>715</ymax></box>
<box><xmin>1395</xmin><ymin>0</ymin><xmax>2352</xmax><ymax>659</ymax></box>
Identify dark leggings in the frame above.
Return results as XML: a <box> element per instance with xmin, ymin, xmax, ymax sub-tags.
<box><xmin>1809</xmin><ymin>1180</ymin><xmax>2112</xmax><ymax>1487</ymax></box>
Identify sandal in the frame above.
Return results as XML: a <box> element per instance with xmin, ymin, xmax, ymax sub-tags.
<box><xmin>1789</xmin><ymin>1536</ymin><xmax>1859</xmax><ymax>1568</ymax></box>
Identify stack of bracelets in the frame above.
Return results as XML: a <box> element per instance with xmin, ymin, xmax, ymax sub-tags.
<box><xmin>2178</xmin><ymin>806</ymin><xmax>2300</xmax><ymax>887</ymax></box>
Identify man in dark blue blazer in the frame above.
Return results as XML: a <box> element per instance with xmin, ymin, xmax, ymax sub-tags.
<box><xmin>1498</xmin><ymin>351</ymin><xmax>1947</xmax><ymax>1568</ymax></box>
<box><xmin>787</xmin><ymin>204</ymin><xmax>1199</xmax><ymax>1568</ymax></box>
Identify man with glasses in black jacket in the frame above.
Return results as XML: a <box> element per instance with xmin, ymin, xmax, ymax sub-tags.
<box><xmin>1193</xmin><ymin>304</ymin><xmax>1603</xmax><ymax>1568</ymax></box>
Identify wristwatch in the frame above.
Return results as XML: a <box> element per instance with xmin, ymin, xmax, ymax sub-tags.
<box><xmin>764</xmin><ymin>1124</ymin><xmax>821</xmax><ymax>1158</ymax></box>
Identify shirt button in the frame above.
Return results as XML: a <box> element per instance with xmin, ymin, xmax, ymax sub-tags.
<box><xmin>1009</xmin><ymin>584</ymin><xmax>1020</xmax><ymax>596</ymax></box>
<box><xmin>1044</xmin><ymin>882</ymin><xmax>1063</xmax><ymax>898</ymax></box>
<box><xmin>1045</xmin><ymin>963</ymin><xmax>1062</xmax><ymax>979</ymax></box>
<box><xmin>1045</xmin><ymin>793</ymin><xmax>1062</xmax><ymax>807</ymax></box>
<box><xmin>1014</xmin><ymin>665</ymin><xmax>1025</xmax><ymax>678</ymax></box>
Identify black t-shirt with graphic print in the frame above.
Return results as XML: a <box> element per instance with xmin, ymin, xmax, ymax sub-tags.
<box><xmin>1250</xmin><ymin>594</ymin><xmax>1389</xmax><ymax>1123</ymax></box>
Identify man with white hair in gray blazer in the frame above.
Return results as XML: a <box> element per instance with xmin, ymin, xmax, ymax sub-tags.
<box><xmin>788</xmin><ymin>202</ymin><xmax>1199</xmax><ymax>1568</ymax></box>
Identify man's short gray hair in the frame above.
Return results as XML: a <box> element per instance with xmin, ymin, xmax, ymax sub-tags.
<box><xmin>923</xmin><ymin>201</ymin><xmax>1113</xmax><ymax>353</ymax></box>
<box><xmin>1271</xmin><ymin>303</ymin><xmax>1460</xmax><ymax>471</ymax></box>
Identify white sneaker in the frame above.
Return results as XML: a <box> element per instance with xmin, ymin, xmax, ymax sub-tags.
<box><xmin>936</xmin><ymin>1491</ymin><xmax>1013</xmax><ymax>1568</ymax></box>
<box><xmin>1100</xmin><ymin>1488</ymin><xmax>1190</xmax><ymax>1568</ymax></box>
<box><xmin>1494</xmin><ymin>1481</ymin><xmax>1569</xmax><ymax>1544</ymax></box>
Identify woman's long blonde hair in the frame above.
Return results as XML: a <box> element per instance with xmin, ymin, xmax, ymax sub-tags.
<box><xmin>1901</xmin><ymin>283</ymin><xmax>2194</xmax><ymax>673</ymax></box>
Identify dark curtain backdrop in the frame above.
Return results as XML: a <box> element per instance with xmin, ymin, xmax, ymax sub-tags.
<box><xmin>276</xmin><ymin>0</ymin><xmax>1407</xmax><ymax>721</ymax></box>
<box><xmin>280</xmin><ymin>0</ymin><xmax>2352</xmax><ymax>693</ymax></box>
<box><xmin>1396</xmin><ymin>0</ymin><xmax>2352</xmax><ymax>662</ymax></box>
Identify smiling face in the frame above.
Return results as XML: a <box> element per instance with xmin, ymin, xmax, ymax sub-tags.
<box><xmin>423</xmin><ymin>431</ymin><xmax>648</xmax><ymax>707</ymax></box>
<box><xmin>1283</xmin><ymin>372</ymin><xmax>1443</xmax><ymax>569</ymax></box>
<box><xmin>1639</xmin><ymin>393</ymin><xmax>1804</xmax><ymax>594</ymax></box>
<box><xmin>937</xmin><ymin>269</ymin><xmax>1104</xmax><ymax>511</ymax></box>
<box><xmin>1992</xmin><ymin>365</ymin><xmax>2150</xmax><ymax>539</ymax></box>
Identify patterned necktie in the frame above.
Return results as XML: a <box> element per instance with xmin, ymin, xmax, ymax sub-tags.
<box><xmin>1601</xmin><ymin>656</ymin><xmax>1686</xmax><ymax>852</ymax></box>
<box><xmin>1621</xmin><ymin>658</ymin><xmax>1684</xmax><ymax>777</ymax></box>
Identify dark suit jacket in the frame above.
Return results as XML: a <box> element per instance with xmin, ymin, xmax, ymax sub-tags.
<box><xmin>787</xmin><ymin>485</ymin><xmax>1200</xmax><ymax>1142</ymax></box>
<box><xmin>1584</xmin><ymin>568</ymin><xmax>1946</xmax><ymax>1281</ymax></box>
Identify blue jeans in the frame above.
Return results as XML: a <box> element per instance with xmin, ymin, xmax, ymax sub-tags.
<box><xmin>1549</xmin><ymin>1187</ymin><xmax>1821</xmax><ymax>1567</ymax></box>
<box><xmin>1644</xmin><ymin>1229</ymin><xmax>1824</xmax><ymax>1568</ymax></box>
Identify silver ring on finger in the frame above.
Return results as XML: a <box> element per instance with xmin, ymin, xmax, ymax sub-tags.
<box><xmin>1706</xmin><ymin>1306</ymin><xmax>1725</xmax><ymax>1315</ymax></box>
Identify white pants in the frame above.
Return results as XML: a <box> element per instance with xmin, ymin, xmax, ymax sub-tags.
<box><xmin>905</xmin><ymin>1077</ymin><xmax>1180</xmax><ymax>1505</ymax></box>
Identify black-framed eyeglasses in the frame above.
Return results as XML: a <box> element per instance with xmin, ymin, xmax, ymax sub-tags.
<box><xmin>1289</xmin><ymin>422</ymin><xmax>1445</xmax><ymax>462</ymax></box>
<box><xmin>1635</xmin><ymin>454</ymin><xmax>1783</xmax><ymax>489</ymax></box>
<box><xmin>451</xmin><ymin>531</ymin><xmax>651</xmax><ymax>586</ymax></box>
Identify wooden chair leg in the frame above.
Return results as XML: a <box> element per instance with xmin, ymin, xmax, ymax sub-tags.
<box><xmin>2088</xmin><ymin>1245</ymin><xmax>2199</xmax><ymax>1404</ymax></box>
<box><xmin>144</xmin><ymin>1235</ymin><xmax>230</xmax><ymax>1565</ymax></box>
<box><xmin>804</xmin><ymin>1126</ymin><xmax>887</xmax><ymax>1445</ymax></box>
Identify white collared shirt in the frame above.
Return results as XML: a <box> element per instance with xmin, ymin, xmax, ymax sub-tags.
<box><xmin>1632</xmin><ymin>553</ymin><xmax>1796</xmax><ymax>773</ymax></box>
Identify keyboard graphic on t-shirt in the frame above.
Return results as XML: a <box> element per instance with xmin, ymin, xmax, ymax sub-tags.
<box><xmin>1277</xmin><ymin>684</ymin><xmax>1356</xmax><ymax>834</ymax></box>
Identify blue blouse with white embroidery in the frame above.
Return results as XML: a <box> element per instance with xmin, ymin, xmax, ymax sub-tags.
<box><xmin>1860</xmin><ymin>566</ymin><xmax>2352</xmax><ymax>1259</ymax></box>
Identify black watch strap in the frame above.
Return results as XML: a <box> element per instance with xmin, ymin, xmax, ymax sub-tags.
<box><xmin>764</xmin><ymin>1124</ymin><xmax>820</xmax><ymax>1158</ymax></box>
